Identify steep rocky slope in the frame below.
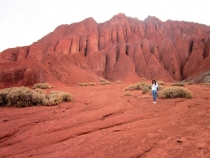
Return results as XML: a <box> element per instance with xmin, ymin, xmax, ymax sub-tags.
<box><xmin>1</xmin><ymin>13</ymin><xmax>210</xmax><ymax>88</ymax></box>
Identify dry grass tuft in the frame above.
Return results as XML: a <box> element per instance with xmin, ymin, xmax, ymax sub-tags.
<box><xmin>0</xmin><ymin>87</ymin><xmax>73</xmax><ymax>107</ymax></box>
<box><xmin>88</xmin><ymin>82</ymin><xmax>96</xmax><ymax>86</ymax></box>
<box><xmin>158</xmin><ymin>87</ymin><xmax>192</xmax><ymax>99</ymax></box>
<box><xmin>157</xmin><ymin>81</ymin><xmax>165</xmax><ymax>85</ymax></box>
<box><xmin>46</xmin><ymin>91</ymin><xmax>73</xmax><ymax>106</ymax></box>
<box><xmin>99</xmin><ymin>78</ymin><xmax>110</xmax><ymax>85</ymax></box>
<box><xmin>126</xmin><ymin>82</ymin><xmax>151</xmax><ymax>91</ymax></box>
<box><xmin>115</xmin><ymin>80</ymin><xmax>123</xmax><ymax>84</ymax></box>
<box><xmin>100</xmin><ymin>81</ymin><xmax>110</xmax><ymax>85</ymax></box>
<box><xmin>142</xmin><ymin>86</ymin><xmax>150</xmax><ymax>94</ymax></box>
<box><xmin>170</xmin><ymin>83</ymin><xmax>184</xmax><ymax>87</ymax></box>
<box><xmin>33</xmin><ymin>83</ymin><xmax>52</xmax><ymax>89</ymax></box>
<box><xmin>124</xmin><ymin>91</ymin><xmax>133</xmax><ymax>96</ymax></box>
<box><xmin>79</xmin><ymin>83</ymin><xmax>88</xmax><ymax>86</ymax></box>
<box><xmin>79</xmin><ymin>82</ymin><xmax>96</xmax><ymax>86</ymax></box>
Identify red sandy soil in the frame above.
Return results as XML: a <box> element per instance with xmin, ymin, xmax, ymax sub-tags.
<box><xmin>0</xmin><ymin>83</ymin><xmax>210</xmax><ymax>158</ymax></box>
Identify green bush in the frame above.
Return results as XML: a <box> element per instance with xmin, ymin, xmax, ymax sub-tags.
<box><xmin>158</xmin><ymin>87</ymin><xmax>192</xmax><ymax>99</ymax></box>
<box><xmin>0</xmin><ymin>87</ymin><xmax>73</xmax><ymax>107</ymax></box>
<box><xmin>33</xmin><ymin>83</ymin><xmax>52</xmax><ymax>89</ymax></box>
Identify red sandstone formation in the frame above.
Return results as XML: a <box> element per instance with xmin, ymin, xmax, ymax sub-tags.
<box><xmin>1</xmin><ymin>13</ymin><xmax>210</xmax><ymax>88</ymax></box>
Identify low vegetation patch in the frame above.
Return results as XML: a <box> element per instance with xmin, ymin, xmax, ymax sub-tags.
<box><xmin>79</xmin><ymin>82</ymin><xmax>96</xmax><ymax>86</ymax></box>
<box><xmin>158</xmin><ymin>87</ymin><xmax>192</xmax><ymax>99</ymax></box>
<box><xmin>33</xmin><ymin>83</ymin><xmax>52</xmax><ymax>89</ymax></box>
<box><xmin>124</xmin><ymin>91</ymin><xmax>133</xmax><ymax>96</ymax></box>
<box><xmin>99</xmin><ymin>78</ymin><xmax>110</xmax><ymax>85</ymax></box>
<box><xmin>115</xmin><ymin>80</ymin><xmax>123</xmax><ymax>84</ymax></box>
<box><xmin>170</xmin><ymin>83</ymin><xmax>184</xmax><ymax>87</ymax></box>
<box><xmin>142</xmin><ymin>86</ymin><xmax>150</xmax><ymax>94</ymax></box>
<box><xmin>100</xmin><ymin>81</ymin><xmax>110</xmax><ymax>85</ymax></box>
<box><xmin>126</xmin><ymin>82</ymin><xmax>151</xmax><ymax>91</ymax></box>
<box><xmin>157</xmin><ymin>81</ymin><xmax>165</xmax><ymax>85</ymax></box>
<box><xmin>0</xmin><ymin>87</ymin><xmax>73</xmax><ymax>107</ymax></box>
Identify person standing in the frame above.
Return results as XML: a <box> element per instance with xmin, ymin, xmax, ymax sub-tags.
<box><xmin>151</xmin><ymin>80</ymin><xmax>158</xmax><ymax>103</ymax></box>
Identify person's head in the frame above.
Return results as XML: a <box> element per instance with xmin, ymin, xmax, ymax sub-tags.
<box><xmin>152</xmin><ymin>80</ymin><xmax>156</xmax><ymax>85</ymax></box>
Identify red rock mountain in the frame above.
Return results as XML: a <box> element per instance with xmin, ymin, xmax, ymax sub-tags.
<box><xmin>1</xmin><ymin>13</ymin><xmax>210</xmax><ymax>88</ymax></box>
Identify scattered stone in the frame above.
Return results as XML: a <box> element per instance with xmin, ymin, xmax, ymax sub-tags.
<box><xmin>3</xmin><ymin>119</ymin><xmax>9</xmax><ymax>122</ymax></box>
<box><xmin>35</xmin><ymin>120</ymin><xmax>39</xmax><ymax>123</ymax></box>
<box><xmin>177</xmin><ymin>140</ymin><xmax>182</xmax><ymax>143</ymax></box>
<box><xmin>207</xmin><ymin>126</ymin><xmax>210</xmax><ymax>129</ymax></box>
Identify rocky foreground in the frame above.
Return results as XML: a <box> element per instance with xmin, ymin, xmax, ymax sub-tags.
<box><xmin>0</xmin><ymin>83</ymin><xmax>210</xmax><ymax>158</ymax></box>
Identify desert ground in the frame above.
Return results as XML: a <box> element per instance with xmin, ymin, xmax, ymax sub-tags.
<box><xmin>0</xmin><ymin>82</ymin><xmax>210</xmax><ymax>158</ymax></box>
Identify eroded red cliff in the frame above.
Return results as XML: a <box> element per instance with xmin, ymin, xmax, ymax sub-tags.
<box><xmin>1</xmin><ymin>13</ymin><xmax>210</xmax><ymax>88</ymax></box>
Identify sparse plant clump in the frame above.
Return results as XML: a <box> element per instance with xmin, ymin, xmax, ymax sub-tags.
<box><xmin>79</xmin><ymin>82</ymin><xmax>96</xmax><ymax>86</ymax></box>
<box><xmin>124</xmin><ymin>91</ymin><xmax>133</xmax><ymax>96</ymax></box>
<box><xmin>142</xmin><ymin>86</ymin><xmax>150</xmax><ymax>94</ymax></box>
<box><xmin>99</xmin><ymin>78</ymin><xmax>110</xmax><ymax>85</ymax></box>
<box><xmin>33</xmin><ymin>83</ymin><xmax>52</xmax><ymax>89</ymax></box>
<box><xmin>0</xmin><ymin>87</ymin><xmax>73</xmax><ymax>107</ymax></box>
<box><xmin>100</xmin><ymin>81</ymin><xmax>110</xmax><ymax>85</ymax></box>
<box><xmin>200</xmin><ymin>83</ymin><xmax>210</xmax><ymax>86</ymax></box>
<box><xmin>125</xmin><ymin>82</ymin><xmax>151</xmax><ymax>91</ymax></box>
<box><xmin>46</xmin><ymin>91</ymin><xmax>73</xmax><ymax>106</ymax></box>
<box><xmin>88</xmin><ymin>82</ymin><xmax>96</xmax><ymax>86</ymax></box>
<box><xmin>170</xmin><ymin>82</ymin><xmax>184</xmax><ymax>87</ymax></box>
<box><xmin>158</xmin><ymin>86</ymin><xmax>166</xmax><ymax>91</ymax></box>
<box><xmin>99</xmin><ymin>78</ymin><xmax>107</xmax><ymax>82</ymax></box>
<box><xmin>125</xmin><ymin>85</ymin><xmax>138</xmax><ymax>91</ymax></box>
<box><xmin>115</xmin><ymin>80</ymin><xmax>123</xmax><ymax>84</ymax></box>
<box><xmin>79</xmin><ymin>83</ymin><xmax>88</xmax><ymax>86</ymax></box>
<box><xmin>158</xmin><ymin>87</ymin><xmax>192</xmax><ymax>99</ymax></box>
<box><xmin>157</xmin><ymin>81</ymin><xmax>165</xmax><ymax>85</ymax></box>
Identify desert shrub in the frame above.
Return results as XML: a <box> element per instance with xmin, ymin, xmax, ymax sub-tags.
<box><xmin>157</xmin><ymin>81</ymin><xmax>165</xmax><ymax>85</ymax></box>
<box><xmin>186</xmin><ymin>82</ymin><xmax>193</xmax><ymax>85</ymax></box>
<box><xmin>99</xmin><ymin>78</ymin><xmax>107</xmax><ymax>82</ymax></box>
<box><xmin>142</xmin><ymin>86</ymin><xmax>150</xmax><ymax>94</ymax></box>
<box><xmin>158</xmin><ymin>86</ymin><xmax>166</xmax><ymax>91</ymax></box>
<box><xmin>100</xmin><ymin>81</ymin><xmax>110</xmax><ymax>85</ymax></box>
<box><xmin>79</xmin><ymin>82</ymin><xmax>96</xmax><ymax>86</ymax></box>
<box><xmin>46</xmin><ymin>91</ymin><xmax>73</xmax><ymax>106</ymax></box>
<box><xmin>79</xmin><ymin>83</ymin><xmax>88</xmax><ymax>86</ymax></box>
<box><xmin>115</xmin><ymin>80</ymin><xmax>122</xmax><ymax>84</ymax></box>
<box><xmin>125</xmin><ymin>82</ymin><xmax>151</xmax><ymax>91</ymax></box>
<box><xmin>32</xmin><ymin>89</ymin><xmax>48</xmax><ymax>105</ymax></box>
<box><xmin>125</xmin><ymin>85</ymin><xmax>138</xmax><ymax>91</ymax></box>
<box><xmin>124</xmin><ymin>91</ymin><xmax>132</xmax><ymax>96</ymax></box>
<box><xmin>158</xmin><ymin>87</ymin><xmax>192</xmax><ymax>99</ymax></box>
<box><xmin>88</xmin><ymin>82</ymin><xmax>96</xmax><ymax>86</ymax></box>
<box><xmin>0</xmin><ymin>87</ymin><xmax>73</xmax><ymax>107</ymax></box>
<box><xmin>200</xmin><ymin>83</ymin><xmax>210</xmax><ymax>86</ymax></box>
<box><xmin>170</xmin><ymin>82</ymin><xmax>184</xmax><ymax>87</ymax></box>
<box><xmin>33</xmin><ymin>83</ymin><xmax>52</xmax><ymax>89</ymax></box>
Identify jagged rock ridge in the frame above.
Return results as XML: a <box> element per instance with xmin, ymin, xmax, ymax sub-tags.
<box><xmin>1</xmin><ymin>13</ymin><xmax>210</xmax><ymax>88</ymax></box>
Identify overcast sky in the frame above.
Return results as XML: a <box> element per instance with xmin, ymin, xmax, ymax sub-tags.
<box><xmin>0</xmin><ymin>0</ymin><xmax>209</xmax><ymax>52</ymax></box>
